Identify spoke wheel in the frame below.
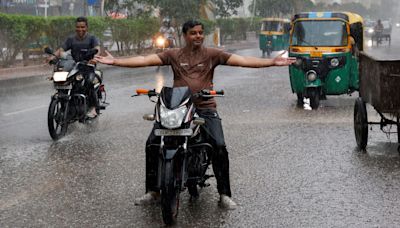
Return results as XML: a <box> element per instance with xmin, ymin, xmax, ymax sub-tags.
<box><xmin>354</xmin><ymin>97</ymin><xmax>368</xmax><ymax>150</ymax></box>
<box><xmin>161</xmin><ymin>160</ymin><xmax>179</xmax><ymax>225</ymax></box>
<box><xmin>48</xmin><ymin>98</ymin><xmax>68</xmax><ymax>140</ymax></box>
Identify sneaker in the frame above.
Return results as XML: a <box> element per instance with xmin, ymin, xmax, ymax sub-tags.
<box><xmin>303</xmin><ymin>98</ymin><xmax>312</xmax><ymax>111</ymax></box>
<box><xmin>134</xmin><ymin>191</ymin><xmax>160</xmax><ymax>205</ymax></box>
<box><xmin>86</xmin><ymin>107</ymin><xmax>98</xmax><ymax>118</ymax></box>
<box><xmin>219</xmin><ymin>194</ymin><xmax>237</xmax><ymax>210</ymax></box>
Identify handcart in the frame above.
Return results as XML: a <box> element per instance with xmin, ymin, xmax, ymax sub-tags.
<box><xmin>354</xmin><ymin>52</ymin><xmax>400</xmax><ymax>151</ymax></box>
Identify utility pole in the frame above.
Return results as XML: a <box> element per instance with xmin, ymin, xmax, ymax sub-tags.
<box><xmin>83</xmin><ymin>1</ymin><xmax>87</xmax><ymax>16</ymax></box>
<box><xmin>44</xmin><ymin>0</ymin><xmax>49</xmax><ymax>18</ymax></box>
<box><xmin>100</xmin><ymin>0</ymin><xmax>105</xmax><ymax>17</ymax></box>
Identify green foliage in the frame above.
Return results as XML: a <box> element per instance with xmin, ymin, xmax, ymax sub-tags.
<box><xmin>108</xmin><ymin>17</ymin><xmax>159</xmax><ymax>55</ymax></box>
<box><xmin>45</xmin><ymin>16</ymin><xmax>75</xmax><ymax>49</ymax></box>
<box><xmin>0</xmin><ymin>13</ymin><xmax>47</xmax><ymax>67</ymax></box>
<box><xmin>198</xmin><ymin>19</ymin><xmax>216</xmax><ymax>35</ymax></box>
<box><xmin>216</xmin><ymin>17</ymin><xmax>254</xmax><ymax>43</ymax></box>
<box><xmin>87</xmin><ymin>16</ymin><xmax>108</xmax><ymax>43</ymax></box>
<box><xmin>212</xmin><ymin>0</ymin><xmax>243</xmax><ymax>17</ymax></box>
<box><xmin>249</xmin><ymin>0</ymin><xmax>314</xmax><ymax>17</ymax></box>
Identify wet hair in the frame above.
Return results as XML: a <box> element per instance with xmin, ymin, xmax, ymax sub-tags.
<box><xmin>76</xmin><ymin>16</ymin><xmax>88</xmax><ymax>26</ymax></box>
<box><xmin>182</xmin><ymin>20</ymin><xmax>204</xmax><ymax>34</ymax></box>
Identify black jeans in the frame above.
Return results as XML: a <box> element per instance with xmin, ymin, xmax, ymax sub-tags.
<box><xmin>84</xmin><ymin>71</ymin><xmax>100</xmax><ymax>108</ymax></box>
<box><xmin>145</xmin><ymin>109</ymin><xmax>232</xmax><ymax>197</ymax></box>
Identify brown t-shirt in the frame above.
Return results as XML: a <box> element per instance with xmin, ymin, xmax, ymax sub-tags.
<box><xmin>157</xmin><ymin>47</ymin><xmax>232</xmax><ymax>109</ymax></box>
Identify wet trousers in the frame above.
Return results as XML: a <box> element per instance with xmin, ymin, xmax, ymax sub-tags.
<box><xmin>145</xmin><ymin>109</ymin><xmax>232</xmax><ymax>197</ymax></box>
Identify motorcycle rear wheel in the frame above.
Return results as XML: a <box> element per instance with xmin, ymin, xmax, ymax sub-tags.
<box><xmin>161</xmin><ymin>160</ymin><xmax>179</xmax><ymax>225</ymax></box>
<box><xmin>48</xmin><ymin>98</ymin><xmax>68</xmax><ymax>140</ymax></box>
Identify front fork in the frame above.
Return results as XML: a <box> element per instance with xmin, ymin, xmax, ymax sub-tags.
<box><xmin>52</xmin><ymin>89</ymin><xmax>71</xmax><ymax>125</ymax></box>
<box><xmin>157</xmin><ymin>136</ymin><xmax>188</xmax><ymax>192</ymax></box>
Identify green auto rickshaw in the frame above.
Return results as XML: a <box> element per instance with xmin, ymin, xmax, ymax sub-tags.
<box><xmin>259</xmin><ymin>18</ymin><xmax>291</xmax><ymax>57</ymax></box>
<box><xmin>289</xmin><ymin>12</ymin><xmax>364</xmax><ymax>109</ymax></box>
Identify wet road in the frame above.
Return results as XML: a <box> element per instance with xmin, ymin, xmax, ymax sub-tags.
<box><xmin>2</xmin><ymin>29</ymin><xmax>400</xmax><ymax>227</ymax></box>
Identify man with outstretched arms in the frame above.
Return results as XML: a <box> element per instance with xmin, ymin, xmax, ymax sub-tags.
<box><xmin>95</xmin><ymin>20</ymin><xmax>295</xmax><ymax>209</ymax></box>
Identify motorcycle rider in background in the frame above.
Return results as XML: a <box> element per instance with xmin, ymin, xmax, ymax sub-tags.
<box><xmin>95</xmin><ymin>20</ymin><xmax>296</xmax><ymax>210</ymax></box>
<box><xmin>374</xmin><ymin>19</ymin><xmax>384</xmax><ymax>44</ymax></box>
<box><xmin>159</xmin><ymin>18</ymin><xmax>176</xmax><ymax>48</ymax></box>
<box><xmin>48</xmin><ymin>16</ymin><xmax>101</xmax><ymax>118</ymax></box>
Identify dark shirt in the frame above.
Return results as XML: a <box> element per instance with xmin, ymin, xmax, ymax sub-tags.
<box><xmin>62</xmin><ymin>34</ymin><xmax>99</xmax><ymax>62</ymax></box>
<box><xmin>157</xmin><ymin>47</ymin><xmax>232</xmax><ymax>109</ymax></box>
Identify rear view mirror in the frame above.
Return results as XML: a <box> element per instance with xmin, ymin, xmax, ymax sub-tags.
<box><xmin>44</xmin><ymin>47</ymin><xmax>53</xmax><ymax>55</ymax></box>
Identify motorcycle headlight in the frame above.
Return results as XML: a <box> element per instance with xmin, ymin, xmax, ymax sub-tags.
<box><xmin>160</xmin><ymin>105</ymin><xmax>188</xmax><ymax>129</ymax></box>
<box><xmin>156</xmin><ymin>37</ymin><xmax>165</xmax><ymax>47</ymax></box>
<box><xmin>53</xmin><ymin>72</ymin><xmax>69</xmax><ymax>82</ymax></box>
<box><xmin>75</xmin><ymin>74</ymin><xmax>84</xmax><ymax>81</ymax></box>
<box><xmin>306</xmin><ymin>70</ymin><xmax>317</xmax><ymax>82</ymax></box>
<box><xmin>368</xmin><ymin>28</ymin><xmax>374</xmax><ymax>34</ymax></box>
<box><xmin>330</xmin><ymin>58</ymin><xmax>339</xmax><ymax>67</ymax></box>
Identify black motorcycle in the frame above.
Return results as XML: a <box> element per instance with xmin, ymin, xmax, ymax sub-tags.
<box><xmin>133</xmin><ymin>86</ymin><xmax>224</xmax><ymax>225</ymax></box>
<box><xmin>45</xmin><ymin>47</ymin><xmax>107</xmax><ymax>140</ymax></box>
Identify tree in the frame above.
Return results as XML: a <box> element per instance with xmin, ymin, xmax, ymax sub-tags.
<box><xmin>249</xmin><ymin>0</ymin><xmax>314</xmax><ymax>17</ymax></box>
<box><xmin>211</xmin><ymin>0</ymin><xmax>243</xmax><ymax>18</ymax></box>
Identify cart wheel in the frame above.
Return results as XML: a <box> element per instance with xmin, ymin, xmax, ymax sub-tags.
<box><xmin>354</xmin><ymin>97</ymin><xmax>368</xmax><ymax>151</ymax></box>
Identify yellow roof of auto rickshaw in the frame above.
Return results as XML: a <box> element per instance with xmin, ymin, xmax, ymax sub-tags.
<box><xmin>261</xmin><ymin>18</ymin><xmax>290</xmax><ymax>23</ymax></box>
<box><xmin>292</xmin><ymin>12</ymin><xmax>363</xmax><ymax>24</ymax></box>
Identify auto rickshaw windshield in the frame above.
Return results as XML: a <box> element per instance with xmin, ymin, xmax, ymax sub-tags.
<box><xmin>262</xmin><ymin>21</ymin><xmax>284</xmax><ymax>32</ymax></box>
<box><xmin>292</xmin><ymin>20</ymin><xmax>348</xmax><ymax>47</ymax></box>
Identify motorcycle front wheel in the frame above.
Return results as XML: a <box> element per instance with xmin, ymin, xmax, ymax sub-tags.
<box><xmin>48</xmin><ymin>98</ymin><xmax>68</xmax><ymax>140</ymax></box>
<box><xmin>161</xmin><ymin>160</ymin><xmax>179</xmax><ymax>225</ymax></box>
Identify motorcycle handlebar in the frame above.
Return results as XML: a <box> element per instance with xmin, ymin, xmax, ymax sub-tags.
<box><xmin>133</xmin><ymin>89</ymin><xmax>158</xmax><ymax>97</ymax></box>
<box><xmin>132</xmin><ymin>88</ymin><xmax>224</xmax><ymax>98</ymax></box>
<box><xmin>203</xmin><ymin>89</ymin><xmax>224</xmax><ymax>96</ymax></box>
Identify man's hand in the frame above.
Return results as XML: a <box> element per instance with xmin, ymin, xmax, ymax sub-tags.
<box><xmin>272</xmin><ymin>51</ymin><xmax>296</xmax><ymax>66</ymax></box>
<box><xmin>94</xmin><ymin>50</ymin><xmax>115</xmax><ymax>65</ymax></box>
<box><xmin>46</xmin><ymin>55</ymin><xmax>56</xmax><ymax>64</ymax></box>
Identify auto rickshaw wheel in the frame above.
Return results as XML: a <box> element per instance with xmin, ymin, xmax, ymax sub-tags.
<box><xmin>296</xmin><ymin>93</ymin><xmax>303</xmax><ymax>107</ymax></box>
<box><xmin>266</xmin><ymin>49</ymin><xmax>272</xmax><ymax>57</ymax></box>
<box><xmin>354</xmin><ymin>97</ymin><xmax>368</xmax><ymax>151</ymax></box>
<box><xmin>308</xmin><ymin>88</ymin><xmax>320</xmax><ymax>110</ymax></box>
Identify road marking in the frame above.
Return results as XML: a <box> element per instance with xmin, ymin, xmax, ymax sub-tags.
<box><xmin>3</xmin><ymin>105</ymin><xmax>47</xmax><ymax>116</ymax></box>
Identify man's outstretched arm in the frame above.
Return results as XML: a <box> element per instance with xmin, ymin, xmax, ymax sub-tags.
<box><xmin>94</xmin><ymin>51</ymin><xmax>163</xmax><ymax>67</ymax></box>
<box><xmin>226</xmin><ymin>52</ymin><xmax>296</xmax><ymax>68</ymax></box>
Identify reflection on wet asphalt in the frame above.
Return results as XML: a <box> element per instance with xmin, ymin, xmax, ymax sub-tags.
<box><xmin>2</xmin><ymin>29</ymin><xmax>400</xmax><ymax>227</ymax></box>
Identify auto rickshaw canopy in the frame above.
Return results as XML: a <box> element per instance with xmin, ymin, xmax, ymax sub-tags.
<box><xmin>291</xmin><ymin>12</ymin><xmax>364</xmax><ymax>51</ymax></box>
<box><xmin>260</xmin><ymin>18</ymin><xmax>291</xmax><ymax>35</ymax></box>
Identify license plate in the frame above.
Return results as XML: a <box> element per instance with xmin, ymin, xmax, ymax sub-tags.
<box><xmin>54</xmin><ymin>84</ymin><xmax>72</xmax><ymax>90</ymax></box>
<box><xmin>154</xmin><ymin>129</ymin><xmax>193</xmax><ymax>136</ymax></box>
<box><xmin>310</xmin><ymin>51</ymin><xmax>323</xmax><ymax>58</ymax></box>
